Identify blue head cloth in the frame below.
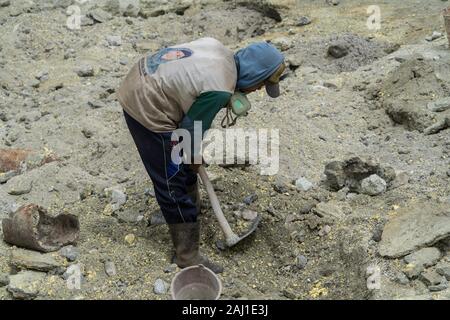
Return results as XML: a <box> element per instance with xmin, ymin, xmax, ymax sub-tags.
<box><xmin>234</xmin><ymin>42</ymin><xmax>284</xmax><ymax>90</ymax></box>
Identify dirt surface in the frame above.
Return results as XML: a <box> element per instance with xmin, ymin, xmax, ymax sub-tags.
<box><xmin>0</xmin><ymin>0</ymin><xmax>449</xmax><ymax>300</ymax></box>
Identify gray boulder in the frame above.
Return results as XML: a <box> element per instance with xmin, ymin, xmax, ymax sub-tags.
<box><xmin>379</xmin><ymin>202</ymin><xmax>450</xmax><ymax>258</ymax></box>
<box><xmin>404</xmin><ymin>247</ymin><xmax>441</xmax><ymax>268</ymax></box>
<box><xmin>6</xmin><ymin>176</ymin><xmax>33</xmax><ymax>195</ymax></box>
<box><xmin>360</xmin><ymin>174</ymin><xmax>387</xmax><ymax>196</ymax></box>
<box><xmin>324</xmin><ymin>157</ymin><xmax>395</xmax><ymax>192</ymax></box>
<box><xmin>10</xmin><ymin>249</ymin><xmax>65</xmax><ymax>273</ymax></box>
<box><xmin>7</xmin><ymin>271</ymin><xmax>46</xmax><ymax>299</ymax></box>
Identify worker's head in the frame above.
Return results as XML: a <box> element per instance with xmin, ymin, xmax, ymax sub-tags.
<box><xmin>235</xmin><ymin>42</ymin><xmax>285</xmax><ymax>98</ymax></box>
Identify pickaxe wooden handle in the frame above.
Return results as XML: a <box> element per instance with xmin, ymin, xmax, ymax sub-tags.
<box><xmin>198</xmin><ymin>166</ymin><xmax>241</xmax><ymax>247</ymax></box>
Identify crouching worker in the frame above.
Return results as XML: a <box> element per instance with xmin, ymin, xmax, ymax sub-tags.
<box><xmin>117</xmin><ymin>37</ymin><xmax>285</xmax><ymax>274</ymax></box>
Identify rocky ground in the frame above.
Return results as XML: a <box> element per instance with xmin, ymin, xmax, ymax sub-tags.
<box><xmin>0</xmin><ymin>0</ymin><xmax>449</xmax><ymax>300</ymax></box>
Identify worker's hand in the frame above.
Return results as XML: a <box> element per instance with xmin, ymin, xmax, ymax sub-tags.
<box><xmin>189</xmin><ymin>163</ymin><xmax>201</xmax><ymax>173</ymax></box>
<box><xmin>188</xmin><ymin>157</ymin><xmax>205</xmax><ymax>173</ymax></box>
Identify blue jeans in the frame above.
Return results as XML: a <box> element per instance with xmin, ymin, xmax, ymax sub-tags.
<box><xmin>123</xmin><ymin>110</ymin><xmax>198</xmax><ymax>224</ymax></box>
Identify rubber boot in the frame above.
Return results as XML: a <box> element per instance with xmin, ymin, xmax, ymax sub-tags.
<box><xmin>168</xmin><ymin>222</ymin><xmax>223</xmax><ymax>274</ymax></box>
<box><xmin>186</xmin><ymin>182</ymin><xmax>201</xmax><ymax>215</ymax></box>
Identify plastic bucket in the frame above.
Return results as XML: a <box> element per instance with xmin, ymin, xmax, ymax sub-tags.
<box><xmin>170</xmin><ymin>265</ymin><xmax>222</xmax><ymax>300</ymax></box>
<box><xmin>444</xmin><ymin>7</ymin><xmax>450</xmax><ymax>47</ymax></box>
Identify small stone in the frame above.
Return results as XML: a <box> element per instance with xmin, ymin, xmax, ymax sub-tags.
<box><xmin>109</xmin><ymin>188</ymin><xmax>127</xmax><ymax>211</ymax></box>
<box><xmin>424</xmin><ymin>119</ymin><xmax>449</xmax><ymax>135</ymax></box>
<box><xmin>326</xmin><ymin>0</ymin><xmax>340</xmax><ymax>5</ymax></box>
<box><xmin>87</xmin><ymin>100</ymin><xmax>107</xmax><ymax>109</ymax></box>
<box><xmin>0</xmin><ymin>0</ymin><xmax>10</xmax><ymax>7</ymax></box>
<box><xmin>243</xmin><ymin>193</ymin><xmax>258</xmax><ymax>205</ymax></box>
<box><xmin>124</xmin><ymin>234</ymin><xmax>136</xmax><ymax>246</ymax></box>
<box><xmin>319</xmin><ymin>267</ymin><xmax>335</xmax><ymax>277</ymax></box>
<box><xmin>75</xmin><ymin>65</ymin><xmax>94</xmax><ymax>77</ymax></box>
<box><xmin>0</xmin><ymin>112</ymin><xmax>8</xmax><ymax>122</ymax></box>
<box><xmin>420</xmin><ymin>270</ymin><xmax>445</xmax><ymax>286</ymax></box>
<box><xmin>6</xmin><ymin>176</ymin><xmax>33</xmax><ymax>195</ymax></box>
<box><xmin>7</xmin><ymin>271</ymin><xmax>46</xmax><ymax>300</ymax></box>
<box><xmin>62</xmin><ymin>263</ymin><xmax>85</xmax><ymax>281</ymax></box>
<box><xmin>296</xmin><ymin>16</ymin><xmax>311</xmax><ymax>26</ymax></box>
<box><xmin>106</xmin><ymin>35</ymin><xmax>122</xmax><ymax>47</ymax></box>
<box><xmin>318</xmin><ymin>225</ymin><xmax>332</xmax><ymax>237</ymax></box>
<box><xmin>295</xmin><ymin>177</ymin><xmax>313</xmax><ymax>191</ymax></box>
<box><xmin>104</xmin><ymin>261</ymin><xmax>117</xmax><ymax>277</ymax></box>
<box><xmin>80</xmin><ymin>16</ymin><xmax>94</xmax><ymax>27</ymax></box>
<box><xmin>427</xmin><ymin>97</ymin><xmax>450</xmax><ymax>112</ymax></box>
<box><xmin>335</xmin><ymin>187</ymin><xmax>348</xmax><ymax>201</ymax></box>
<box><xmin>113</xmin><ymin>0</ymin><xmax>141</xmax><ymax>17</ymax></box>
<box><xmin>64</xmin><ymin>49</ymin><xmax>76</xmax><ymax>60</ymax></box>
<box><xmin>10</xmin><ymin>249</ymin><xmax>64</xmax><ymax>273</ymax></box>
<box><xmin>81</xmin><ymin>128</ymin><xmax>93</xmax><ymax>138</ymax></box>
<box><xmin>241</xmin><ymin>209</ymin><xmax>258</xmax><ymax>221</ymax></box>
<box><xmin>266</xmin><ymin>205</ymin><xmax>276</xmax><ymax>216</ymax></box>
<box><xmin>404</xmin><ymin>247</ymin><xmax>441</xmax><ymax>268</ymax></box>
<box><xmin>0</xmin><ymin>273</ymin><xmax>9</xmax><ymax>287</ymax></box>
<box><xmin>163</xmin><ymin>264</ymin><xmax>177</xmax><ymax>273</ymax></box>
<box><xmin>27</xmin><ymin>79</ymin><xmax>40</xmax><ymax>88</ymax></box>
<box><xmin>360</xmin><ymin>174</ymin><xmax>386</xmax><ymax>196</ymax></box>
<box><xmin>0</xmin><ymin>170</ymin><xmax>18</xmax><ymax>184</ymax></box>
<box><xmin>153</xmin><ymin>278</ymin><xmax>168</xmax><ymax>294</ymax></box>
<box><xmin>295</xmin><ymin>255</ymin><xmax>308</xmax><ymax>270</ymax></box>
<box><xmin>117</xmin><ymin>210</ymin><xmax>144</xmax><ymax>224</ymax></box>
<box><xmin>286</xmin><ymin>54</ymin><xmax>303</xmax><ymax>69</ymax></box>
<box><xmin>323</xmin><ymin>81</ymin><xmax>339</xmax><ymax>89</ymax></box>
<box><xmin>328</xmin><ymin>43</ymin><xmax>348</xmax><ymax>58</ymax></box>
<box><xmin>9</xmin><ymin>7</ymin><xmax>22</xmax><ymax>17</ymax></box>
<box><xmin>425</xmin><ymin>31</ymin><xmax>443</xmax><ymax>41</ymax></box>
<box><xmin>395</xmin><ymin>272</ymin><xmax>410</xmax><ymax>285</ymax></box>
<box><xmin>134</xmin><ymin>41</ymin><xmax>161</xmax><ymax>53</ymax></box>
<box><xmin>403</xmin><ymin>263</ymin><xmax>424</xmax><ymax>279</ymax></box>
<box><xmin>35</xmin><ymin>70</ymin><xmax>49</xmax><ymax>81</ymax></box>
<box><xmin>428</xmin><ymin>281</ymin><xmax>448</xmax><ymax>292</ymax></box>
<box><xmin>149</xmin><ymin>211</ymin><xmax>166</xmax><ymax>225</ymax></box>
<box><xmin>391</xmin><ymin>171</ymin><xmax>409</xmax><ymax>188</ymax></box>
<box><xmin>144</xmin><ymin>188</ymin><xmax>155</xmax><ymax>197</ymax></box>
<box><xmin>313</xmin><ymin>201</ymin><xmax>345</xmax><ymax>220</ymax></box>
<box><xmin>103</xmin><ymin>203</ymin><xmax>113</xmax><ymax>216</ymax></box>
<box><xmin>273</xmin><ymin>182</ymin><xmax>288</xmax><ymax>194</ymax></box>
<box><xmin>119</xmin><ymin>58</ymin><xmax>129</xmax><ymax>65</ymax></box>
<box><xmin>58</xmin><ymin>245</ymin><xmax>80</xmax><ymax>262</ymax></box>
<box><xmin>436</xmin><ymin>265</ymin><xmax>450</xmax><ymax>281</ymax></box>
<box><xmin>88</xmin><ymin>8</ymin><xmax>113</xmax><ymax>23</ymax></box>
<box><xmin>271</xmin><ymin>37</ymin><xmax>292</xmax><ymax>52</ymax></box>
<box><xmin>371</xmin><ymin>223</ymin><xmax>384</xmax><ymax>242</ymax></box>
<box><xmin>298</xmin><ymin>200</ymin><xmax>317</xmax><ymax>214</ymax></box>
<box><xmin>281</xmin><ymin>289</ymin><xmax>296</xmax><ymax>299</ymax></box>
